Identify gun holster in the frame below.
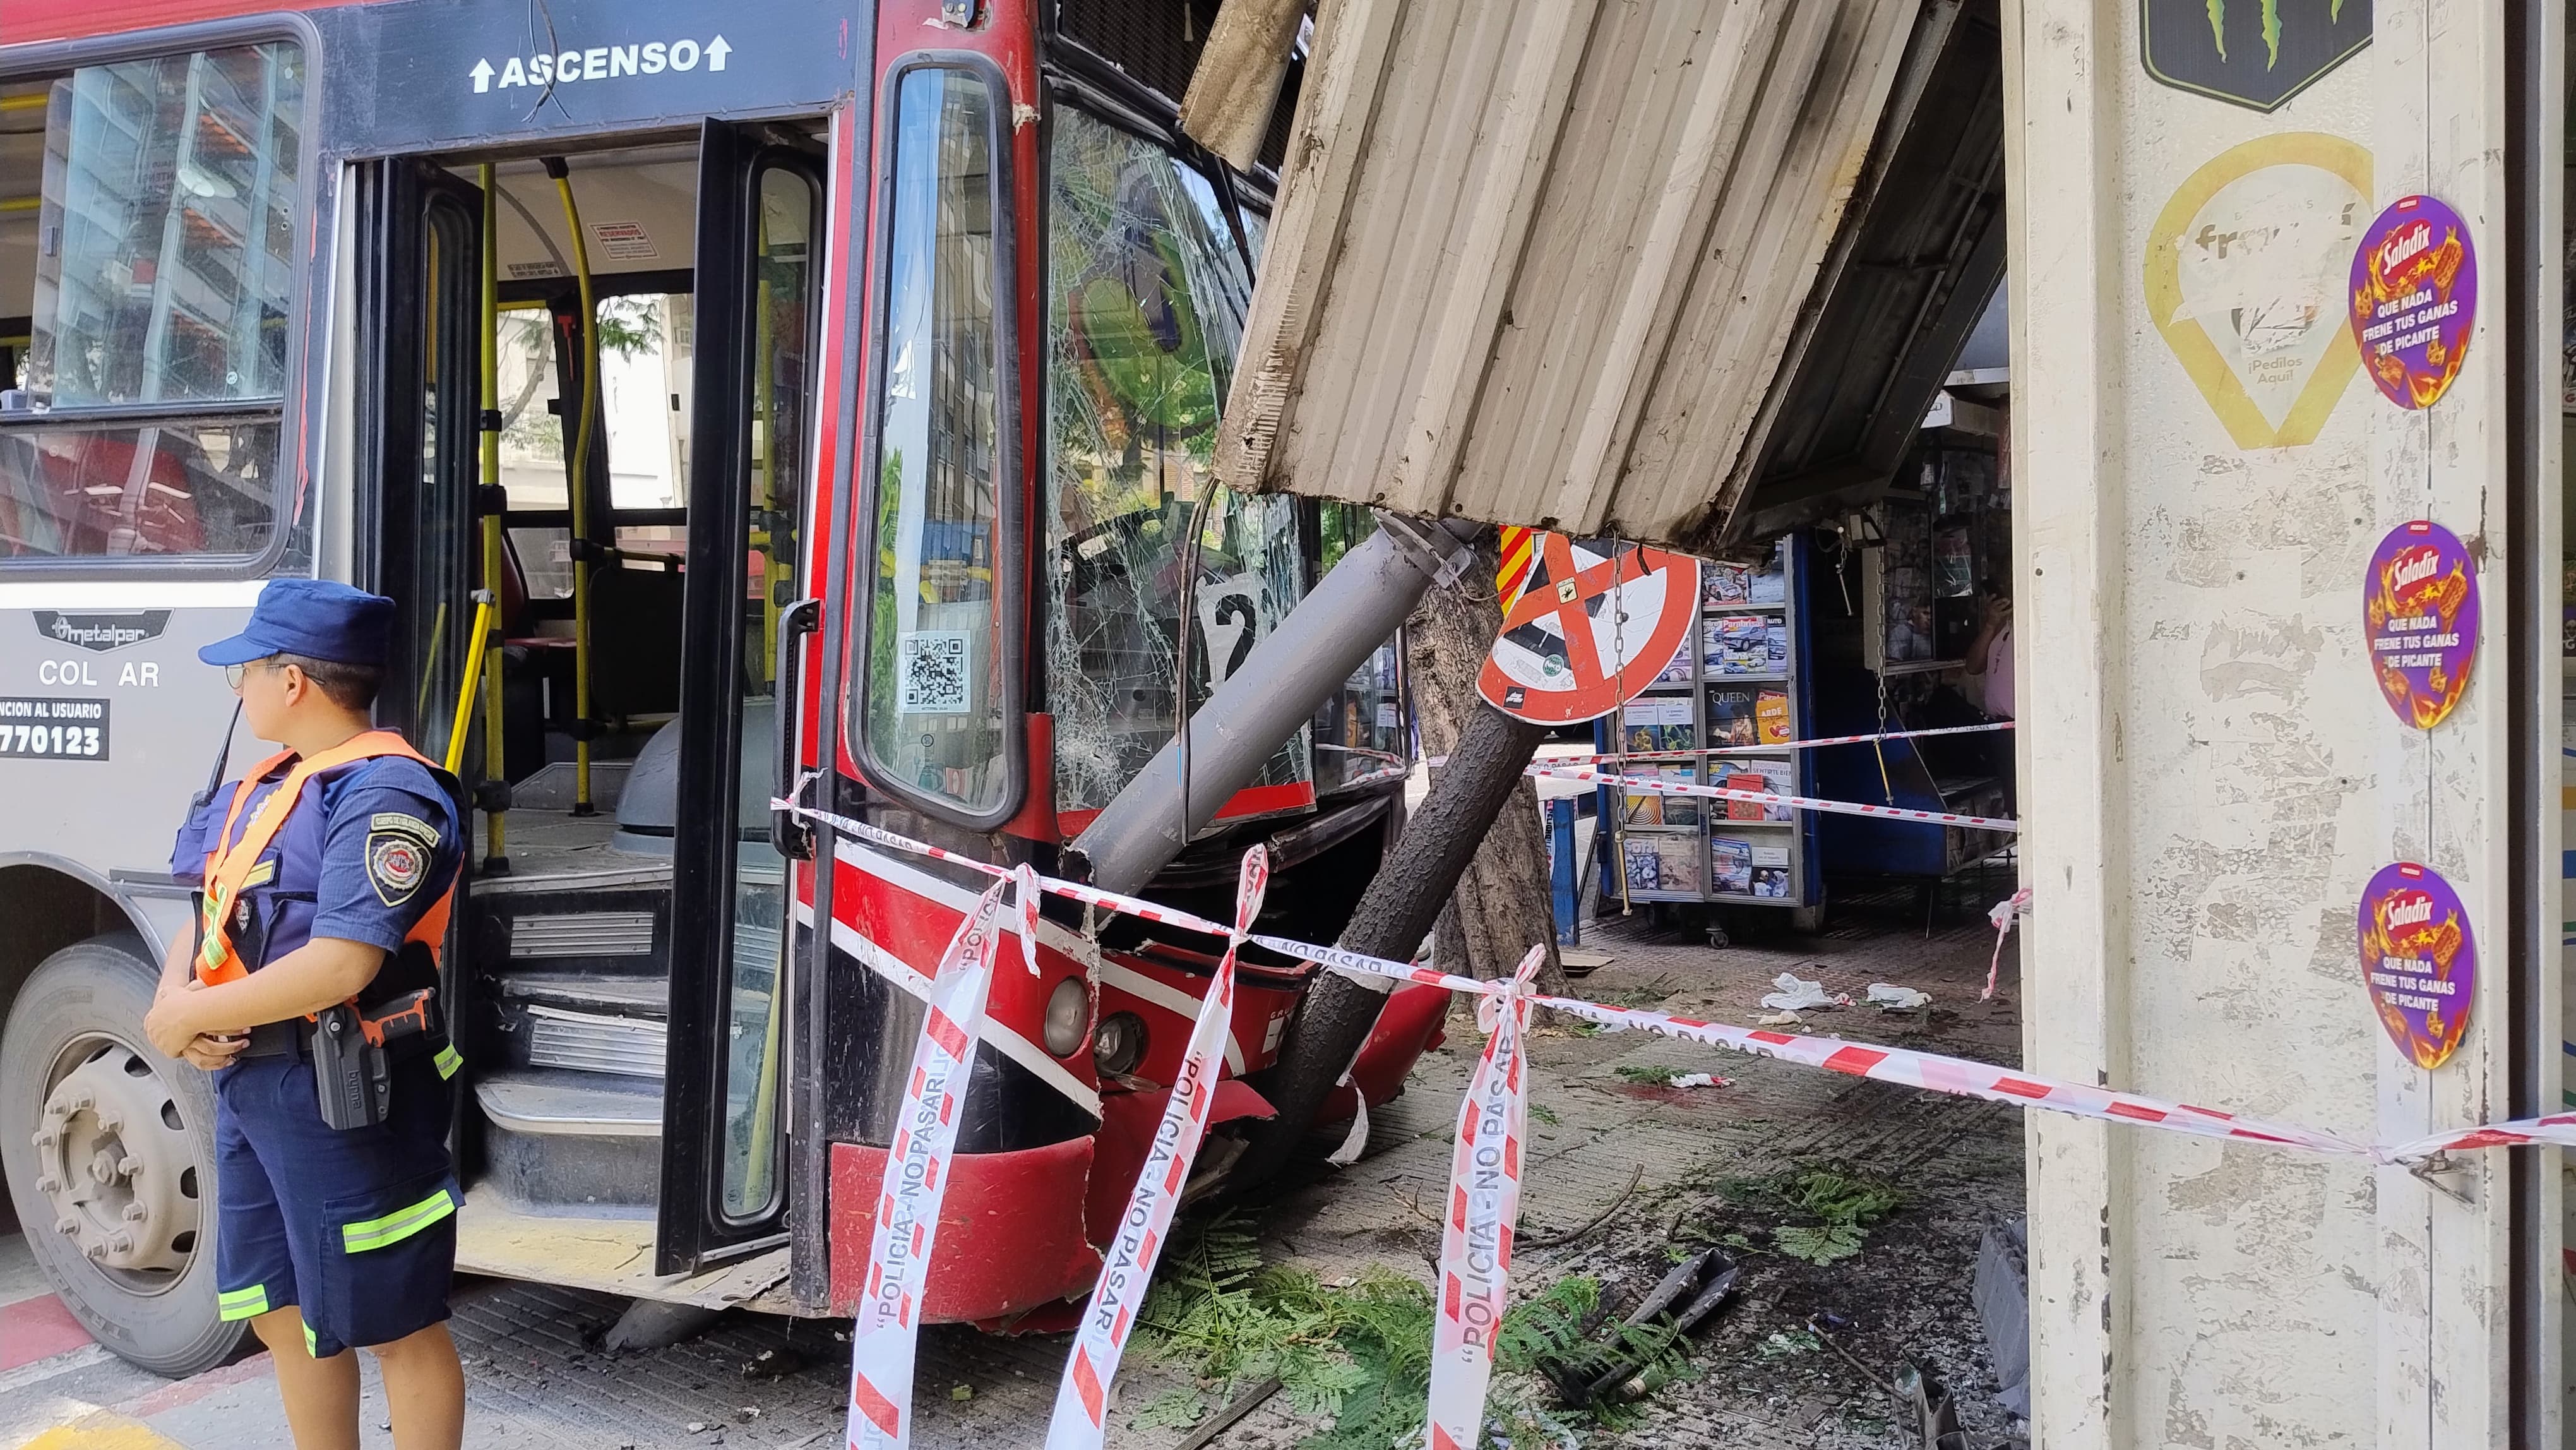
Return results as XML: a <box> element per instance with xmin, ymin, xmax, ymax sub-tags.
<box><xmin>312</xmin><ymin>1004</ymin><xmax>391</xmax><ymax>1132</ymax></box>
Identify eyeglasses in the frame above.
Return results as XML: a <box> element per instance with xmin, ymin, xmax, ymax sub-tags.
<box><xmin>224</xmin><ymin>657</ymin><xmax>280</xmax><ymax>691</ymax></box>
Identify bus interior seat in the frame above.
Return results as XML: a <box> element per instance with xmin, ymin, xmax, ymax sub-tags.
<box><xmin>585</xmin><ymin>563</ymin><xmax>685</xmax><ymax>722</ymax></box>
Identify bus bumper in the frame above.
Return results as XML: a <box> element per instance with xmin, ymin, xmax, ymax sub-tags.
<box><xmin>828</xmin><ymin>1137</ymin><xmax>1104</xmax><ymax>1323</ymax></box>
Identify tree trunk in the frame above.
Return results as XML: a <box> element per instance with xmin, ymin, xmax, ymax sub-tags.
<box><xmin>1404</xmin><ymin>547</ymin><xmax>1568</xmax><ymax>994</ymax></box>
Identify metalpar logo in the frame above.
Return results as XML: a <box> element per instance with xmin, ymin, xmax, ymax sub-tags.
<box><xmin>32</xmin><ymin>611</ymin><xmax>171</xmax><ymax>653</ymax></box>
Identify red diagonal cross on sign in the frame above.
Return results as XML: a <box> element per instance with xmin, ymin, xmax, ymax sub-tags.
<box><xmin>1477</xmin><ymin>534</ymin><xmax>1700</xmax><ymax>724</ymax></box>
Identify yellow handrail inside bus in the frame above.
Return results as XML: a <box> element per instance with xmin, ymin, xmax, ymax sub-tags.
<box><xmin>443</xmin><ymin>592</ymin><xmax>496</xmax><ymax>774</ymax></box>
<box><xmin>544</xmin><ymin>157</ymin><xmax>600</xmax><ymax>816</ymax></box>
<box><xmin>479</xmin><ymin>163</ymin><xmax>510</xmax><ymax>871</ymax></box>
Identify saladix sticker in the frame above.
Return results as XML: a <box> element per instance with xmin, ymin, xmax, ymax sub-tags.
<box><xmin>2358</xmin><ymin>862</ymin><xmax>2475</xmax><ymax>1071</ymax></box>
<box><xmin>2350</xmin><ymin>195</ymin><xmax>2476</xmax><ymax>410</ymax></box>
<box><xmin>2364</xmin><ymin>520</ymin><xmax>2478</xmax><ymax>729</ymax></box>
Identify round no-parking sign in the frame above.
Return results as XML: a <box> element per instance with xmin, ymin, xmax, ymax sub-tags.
<box><xmin>1477</xmin><ymin>534</ymin><xmax>1700</xmax><ymax>725</ymax></box>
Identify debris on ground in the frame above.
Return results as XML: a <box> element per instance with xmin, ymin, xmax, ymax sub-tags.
<box><xmin>1173</xmin><ymin>1377</ymin><xmax>1283</xmax><ymax>1450</ymax></box>
<box><xmin>1756</xmin><ymin>1009</ymin><xmax>1807</xmax><ymax>1028</ymax></box>
<box><xmin>1896</xmin><ymin>1357</ymin><xmax>1969</xmax><ymax>1450</ymax></box>
<box><xmin>1133</xmin><ymin>1211</ymin><xmax>1739</xmax><ymax>1446</ymax></box>
<box><xmin>1759</xmin><ymin>973</ymin><xmax>1852</xmax><ymax>1011</ymax></box>
<box><xmin>1524</xmin><ymin>1250</ymin><xmax>1740</xmax><ymax>1411</ymax></box>
<box><xmin>1756</xmin><ymin>1327</ymin><xmax>1824</xmax><ymax>1362</ymax></box>
<box><xmin>1524</xmin><ymin>1164</ymin><xmax>1645</xmax><ymax>1250</ymax></box>
<box><xmin>1865</xmin><ymin>984</ymin><xmax>1931</xmax><ymax>1010</ymax></box>
<box><xmin>1131</xmin><ymin>1213</ymin><xmax>1438</xmax><ymax>1449</ymax></box>
<box><xmin>1971</xmin><ymin>1218</ymin><xmax>2031</xmax><ymax>1420</ymax></box>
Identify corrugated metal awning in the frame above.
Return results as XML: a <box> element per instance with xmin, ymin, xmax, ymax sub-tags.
<box><xmin>1214</xmin><ymin>0</ymin><xmax>2003</xmax><ymax>556</ymax></box>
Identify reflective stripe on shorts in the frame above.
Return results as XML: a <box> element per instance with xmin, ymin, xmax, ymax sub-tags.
<box><xmin>434</xmin><ymin>1043</ymin><xmax>462</xmax><ymax>1080</ymax></box>
<box><xmin>302</xmin><ymin>1319</ymin><xmax>319</xmax><ymax>1357</ymax></box>
<box><xmin>340</xmin><ymin>1186</ymin><xmax>460</xmax><ymax>1253</ymax></box>
<box><xmin>217</xmin><ymin>1284</ymin><xmax>270</xmax><ymax>1321</ymax></box>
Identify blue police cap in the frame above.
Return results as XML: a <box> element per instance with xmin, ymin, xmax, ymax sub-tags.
<box><xmin>198</xmin><ymin>578</ymin><xmax>397</xmax><ymax>668</ymax></box>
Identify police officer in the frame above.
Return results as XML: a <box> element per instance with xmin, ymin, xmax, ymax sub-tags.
<box><xmin>143</xmin><ymin>578</ymin><xmax>467</xmax><ymax>1450</ymax></box>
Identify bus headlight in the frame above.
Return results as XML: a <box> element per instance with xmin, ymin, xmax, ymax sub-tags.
<box><xmin>1044</xmin><ymin>976</ymin><xmax>1090</xmax><ymax>1057</ymax></box>
<box><xmin>1092</xmin><ymin>1012</ymin><xmax>1146</xmax><ymax>1076</ymax></box>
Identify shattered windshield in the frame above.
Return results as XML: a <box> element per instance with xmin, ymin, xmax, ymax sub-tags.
<box><xmin>1044</xmin><ymin>108</ymin><xmax>1311</xmax><ymax>818</ymax></box>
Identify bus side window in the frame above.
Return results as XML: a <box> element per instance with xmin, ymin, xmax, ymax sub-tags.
<box><xmin>856</xmin><ymin>63</ymin><xmax>1017</xmax><ymax>822</ymax></box>
<box><xmin>0</xmin><ymin>44</ymin><xmax>304</xmax><ymax>564</ymax></box>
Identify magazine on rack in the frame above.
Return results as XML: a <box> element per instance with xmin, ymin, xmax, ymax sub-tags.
<box><xmin>1710</xmin><ymin>837</ymin><xmax>1755</xmax><ymax>895</ymax></box>
<box><xmin>1623</xmin><ymin>834</ymin><xmax>1700</xmax><ymax>894</ymax></box>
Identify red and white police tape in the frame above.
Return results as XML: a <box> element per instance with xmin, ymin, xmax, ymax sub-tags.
<box><xmin>1529</xmin><ymin>764</ymin><xmax>2020</xmax><ymax>833</ymax></box>
<box><xmin>1984</xmin><ymin>887</ymin><xmax>2031</xmax><ymax>1001</ymax></box>
<box><xmin>1042</xmin><ymin>846</ymin><xmax>1269</xmax><ymax>1450</ymax></box>
<box><xmin>1427</xmin><ymin>944</ymin><xmax>1542</xmax><ymax>1450</ymax></box>
<box><xmin>778</xmin><ymin>798</ymin><xmax>2568</xmax><ymax>1446</ymax></box>
<box><xmin>843</xmin><ymin>880</ymin><xmax>1010</xmax><ymax>1450</ymax></box>
<box><xmin>1537</xmin><ymin>719</ymin><xmax>2014</xmax><ymax>766</ymax></box>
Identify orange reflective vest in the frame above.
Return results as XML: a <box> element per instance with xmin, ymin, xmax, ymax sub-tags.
<box><xmin>194</xmin><ymin>730</ymin><xmax>458</xmax><ymax>987</ymax></box>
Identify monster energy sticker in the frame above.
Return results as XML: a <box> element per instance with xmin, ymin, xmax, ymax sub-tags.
<box><xmin>2140</xmin><ymin>0</ymin><xmax>2371</xmax><ymax>113</ymax></box>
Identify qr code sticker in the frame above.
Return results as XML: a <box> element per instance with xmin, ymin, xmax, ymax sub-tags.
<box><xmin>897</xmin><ymin>630</ymin><xmax>972</xmax><ymax>714</ymax></box>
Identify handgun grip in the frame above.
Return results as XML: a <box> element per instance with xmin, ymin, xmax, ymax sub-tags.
<box><xmin>357</xmin><ymin>989</ymin><xmax>438</xmax><ymax>1048</ymax></box>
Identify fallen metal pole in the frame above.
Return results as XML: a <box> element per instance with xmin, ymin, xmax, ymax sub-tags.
<box><xmin>1070</xmin><ymin>515</ymin><xmax>1476</xmax><ymax>895</ymax></box>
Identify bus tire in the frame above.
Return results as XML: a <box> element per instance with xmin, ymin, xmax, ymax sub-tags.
<box><xmin>1</xmin><ymin>933</ymin><xmax>244</xmax><ymax>1377</ymax></box>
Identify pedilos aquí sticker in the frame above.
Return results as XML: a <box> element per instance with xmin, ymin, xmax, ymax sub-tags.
<box><xmin>2364</xmin><ymin>520</ymin><xmax>2478</xmax><ymax>728</ymax></box>
<box><xmin>2142</xmin><ymin>133</ymin><xmax>2371</xmax><ymax>450</ymax></box>
<box><xmin>2349</xmin><ymin>195</ymin><xmax>2477</xmax><ymax>409</ymax></box>
<box><xmin>2358</xmin><ymin>861</ymin><xmax>2475</xmax><ymax>1070</ymax></box>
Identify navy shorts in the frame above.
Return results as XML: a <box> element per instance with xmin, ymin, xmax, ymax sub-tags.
<box><xmin>213</xmin><ymin>1050</ymin><xmax>458</xmax><ymax>1356</ymax></box>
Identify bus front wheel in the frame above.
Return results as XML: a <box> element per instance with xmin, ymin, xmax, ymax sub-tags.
<box><xmin>1</xmin><ymin>934</ymin><xmax>242</xmax><ymax>1376</ymax></box>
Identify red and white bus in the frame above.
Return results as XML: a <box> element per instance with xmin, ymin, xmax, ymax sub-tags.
<box><xmin>0</xmin><ymin>0</ymin><xmax>1445</xmax><ymax>1372</ymax></box>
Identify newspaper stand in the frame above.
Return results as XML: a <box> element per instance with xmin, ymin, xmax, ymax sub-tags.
<box><xmin>1590</xmin><ymin>536</ymin><xmax>1818</xmax><ymax>915</ymax></box>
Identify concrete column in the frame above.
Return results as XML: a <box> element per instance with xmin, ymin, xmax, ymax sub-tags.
<box><xmin>2005</xmin><ymin>3</ymin><xmax>2545</xmax><ymax>1446</ymax></box>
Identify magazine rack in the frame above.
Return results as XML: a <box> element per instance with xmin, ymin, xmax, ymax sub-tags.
<box><xmin>1591</xmin><ymin>536</ymin><xmax>1816</xmax><ymax>909</ymax></box>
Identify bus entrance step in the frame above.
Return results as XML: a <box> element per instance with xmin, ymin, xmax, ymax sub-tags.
<box><xmin>472</xmin><ymin>1068</ymin><xmax>662</xmax><ymax>1215</ymax></box>
<box><xmin>488</xmin><ymin>972</ymin><xmax>669</xmax><ymax>1076</ymax></box>
<box><xmin>495</xmin><ymin>969</ymin><xmax>670</xmax><ymax>1017</ymax></box>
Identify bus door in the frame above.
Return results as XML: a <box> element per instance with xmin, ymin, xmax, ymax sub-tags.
<box><xmin>657</xmin><ymin>121</ymin><xmax>826</xmax><ymax>1273</ymax></box>
<box><xmin>359</xmin><ymin>159</ymin><xmax>485</xmax><ymax>755</ymax></box>
<box><xmin>355</xmin><ymin>157</ymin><xmax>486</xmax><ymax>1122</ymax></box>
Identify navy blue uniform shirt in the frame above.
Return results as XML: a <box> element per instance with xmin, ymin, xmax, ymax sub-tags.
<box><xmin>170</xmin><ymin>752</ymin><xmax>464</xmax><ymax>969</ymax></box>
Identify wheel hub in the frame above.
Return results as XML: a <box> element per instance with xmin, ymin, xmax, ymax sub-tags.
<box><xmin>32</xmin><ymin>1046</ymin><xmax>200</xmax><ymax>1275</ymax></box>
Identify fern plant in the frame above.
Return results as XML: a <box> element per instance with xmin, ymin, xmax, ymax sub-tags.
<box><xmin>1724</xmin><ymin>1166</ymin><xmax>1903</xmax><ymax>1266</ymax></box>
<box><xmin>1139</xmin><ymin>1221</ymin><xmax>1705</xmax><ymax>1447</ymax></box>
<box><xmin>1135</xmin><ymin>1214</ymin><xmax>1437</xmax><ymax>1447</ymax></box>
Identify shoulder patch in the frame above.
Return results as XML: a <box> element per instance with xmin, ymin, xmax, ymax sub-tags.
<box><xmin>369</xmin><ymin>812</ymin><xmax>441</xmax><ymax>848</ymax></box>
<box><xmin>366</xmin><ymin>830</ymin><xmax>431</xmax><ymax>909</ymax></box>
